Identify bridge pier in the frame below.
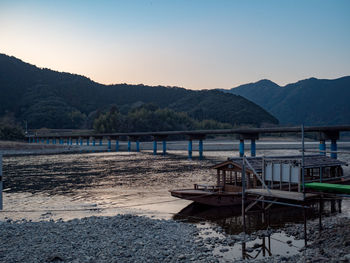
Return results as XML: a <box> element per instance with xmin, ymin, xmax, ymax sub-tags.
<box><xmin>108</xmin><ymin>138</ymin><xmax>111</xmax><ymax>152</ymax></box>
<box><xmin>239</xmin><ymin>139</ymin><xmax>244</xmax><ymax>157</ymax></box>
<box><xmin>128</xmin><ymin>140</ymin><xmax>131</xmax><ymax>152</ymax></box>
<box><xmin>162</xmin><ymin>140</ymin><xmax>166</xmax><ymax>156</ymax></box>
<box><xmin>86</xmin><ymin>138</ymin><xmax>90</xmax><ymax>146</ymax></box>
<box><xmin>76</xmin><ymin>138</ymin><xmax>79</xmax><ymax>145</ymax></box>
<box><xmin>199</xmin><ymin>139</ymin><xmax>203</xmax><ymax>160</ymax></box>
<box><xmin>319</xmin><ymin>140</ymin><xmax>326</xmax><ymax>155</ymax></box>
<box><xmin>136</xmin><ymin>140</ymin><xmax>140</xmax><ymax>152</ymax></box>
<box><xmin>239</xmin><ymin>133</ymin><xmax>259</xmax><ymax>157</ymax></box>
<box><xmin>99</xmin><ymin>138</ymin><xmax>103</xmax><ymax>146</ymax></box>
<box><xmin>251</xmin><ymin>139</ymin><xmax>256</xmax><ymax>157</ymax></box>
<box><xmin>92</xmin><ymin>137</ymin><xmax>96</xmax><ymax>147</ymax></box>
<box><xmin>47</xmin><ymin>138</ymin><xmax>50</xmax><ymax>144</ymax></box>
<box><xmin>79</xmin><ymin>138</ymin><xmax>83</xmax><ymax>146</ymax></box>
<box><xmin>331</xmin><ymin>139</ymin><xmax>337</xmax><ymax>159</ymax></box>
<box><xmin>153</xmin><ymin>140</ymin><xmax>157</xmax><ymax>155</ymax></box>
<box><xmin>188</xmin><ymin>139</ymin><xmax>192</xmax><ymax>160</ymax></box>
<box><xmin>115</xmin><ymin>139</ymin><xmax>119</xmax><ymax>152</ymax></box>
<box><xmin>319</xmin><ymin>131</ymin><xmax>339</xmax><ymax>159</ymax></box>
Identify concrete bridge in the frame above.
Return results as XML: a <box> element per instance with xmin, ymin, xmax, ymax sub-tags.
<box><xmin>27</xmin><ymin>125</ymin><xmax>350</xmax><ymax>159</ymax></box>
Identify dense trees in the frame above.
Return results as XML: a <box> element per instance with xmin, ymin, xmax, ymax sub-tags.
<box><xmin>93</xmin><ymin>104</ymin><xmax>232</xmax><ymax>133</ymax></box>
<box><xmin>0</xmin><ymin>113</ymin><xmax>24</xmax><ymax>140</ymax></box>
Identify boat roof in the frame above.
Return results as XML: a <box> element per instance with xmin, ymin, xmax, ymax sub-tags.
<box><xmin>211</xmin><ymin>155</ymin><xmax>347</xmax><ymax>173</ymax></box>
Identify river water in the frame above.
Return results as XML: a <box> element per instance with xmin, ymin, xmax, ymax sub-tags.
<box><xmin>1</xmin><ymin>141</ymin><xmax>350</xmax><ymax>260</ymax></box>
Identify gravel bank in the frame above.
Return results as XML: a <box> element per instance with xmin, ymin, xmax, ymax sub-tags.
<box><xmin>0</xmin><ymin>214</ymin><xmax>219</xmax><ymax>263</ymax></box>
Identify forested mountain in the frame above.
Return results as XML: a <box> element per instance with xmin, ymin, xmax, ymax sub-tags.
<box><xmin>0</xmin><ymin>54</ymin><xmax>278</xmax><ymax>130</ymax></box>
<box><xmin>223</xmin><ymin>77</ymin><xmax>350</xmax><ymax>125</ymax></box>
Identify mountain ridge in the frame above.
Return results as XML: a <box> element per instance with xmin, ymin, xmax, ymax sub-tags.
<box><xmin>0</xmin><ymin>53</ymin><xmax>278</xmax><ymax>129</ymax></box>
<box><xmin>223</xmin><ymin>76</ymin><xmax>350</xmax><ymax>125</ymax></box>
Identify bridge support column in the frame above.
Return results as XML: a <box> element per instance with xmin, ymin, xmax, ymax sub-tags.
<box><xmin>128</xmin><ymin>140</ymin><xmax>131</xmax><ymax>152</ymax></box>
<box><xmin>199</xmin><ymin>139</ymin><xmax>203</xmax><ymax>160</ymax></box>
<box><xmin>79</xmin><ymin>138</ymin><xmax>83</xmax><ymax>146</ymax></box>
<box><xmin>66</xmin><ymin>138</ymin><xmax>69</xmax><ymax>145</ymax></box>
<box><xmin>47</xmin><ymin>138</ymin><xmax>50</xmax><ymax>144</ymax></box>
<box><xmin>92</xmin><ymin>137</ymin><xmax>96</xmax><ymax>147</ymax></box>
<box><xmin>76</xmin><ymin>138</ymin><xmax>79</xmax><ymax>145</ymax></box>
<box><xmin>251</xmin><ymin>139</ymin><xmax>256</xmax><ymax>157</ymax></box>
<box><xmin>86</xmin><ymin>138</ymin><xmax>90</xmax><ymax>146</ymax></box>
<box><xmin>162</xmin><ymin>140</ymin><xmax>166</xmax><ymax>156</ymax></box>
<box><xmin>115</xmin><ymin>140</ymin><xmax>119</xmax><ymax>152</ymax></box>
<box><xmin>188</xmin><ymin>139</ymin><xmax>192</xmax><ymax>160</ymax></box>
<box><xmin>239</xmin><ymin>139</ymin><xmax>244</xmax><ymax>157</ymax></box>
<box><xmin>319</xmin><ymin>140</ymin><xmax>326</xmax><ymax>156</ymax></box>
<box><xmin>153</xmin><ymin>140</ymin><xmax>157</xmax><ymax>155</ymax></box>
<box><xmin>331</xmin><ymin>139</ymin><xmax>337</xmax><ymax>159</ymax></box>
<box><xmin>136</xmin><ymin>140</ymin><xmax>140</xmax><ymax>152</ymax></box>
<box><xmin>319</xmin><ymin>131</ymin><xmax>339</xmax><ymax>159</ymax></box>
<box><xmin>99</xmin><ymin>138</ymin><xmax>103</xmax><ymax>146</ymax></box>
<box><xmin>36</xmin><ymin>138</ymin><xmax>39</xmax><ymax>143</ymax></box>
<box><xmin>108</xmin><ymin>138</ymin><xmax>111</xmax><ymax>152</ymax></box>
<box><xmin>239</xmin><ymin>133</ymin><xmax>258</xmax><ymax>158</ymax></box>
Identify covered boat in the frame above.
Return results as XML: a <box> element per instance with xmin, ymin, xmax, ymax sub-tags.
<box><xmin>170</xmin><ymin>155</ymin><xmax>348</xmax><ymax>206</ymax></box>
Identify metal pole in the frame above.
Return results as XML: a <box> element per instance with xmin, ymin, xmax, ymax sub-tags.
<box><xmin>303</xmin><ymin>206</ymin><xmax>307</xmax><ymax>247</ymax></box>
<box><xmin>0</xmin><ymin>154</ymin><xmax>3</xmax><ymax>210</ymax></box>
<box><xmin>301</xmin><ymin>124</ymin><xmax>305</xmax><ymax>200</ymax></box>
<box><xmin>242</xmin><ymin>156</ymin><xmax>246</xmax><ymax>234</ymax></box>
<box><xmin>319</xmin><ymin>196</ymin><xmax>322</xmax><ymax>231</ymax></box>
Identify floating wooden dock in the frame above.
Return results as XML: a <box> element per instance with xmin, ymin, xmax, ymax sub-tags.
<box><xmin>246</xmin><ymin>188</ymin><xmax>317</xmax><ymax>201</ymax></box>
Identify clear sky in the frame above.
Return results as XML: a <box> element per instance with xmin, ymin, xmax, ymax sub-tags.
<box><xmin>1</xmin><ymin>0</ymin><xmax>349</xmax><ymax>90</ymax></box>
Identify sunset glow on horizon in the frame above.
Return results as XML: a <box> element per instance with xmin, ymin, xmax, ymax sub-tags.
<box><xmin>1</xmin><ymin>0</ymin><xmax>350</xmax><ymax>90</ymax></box>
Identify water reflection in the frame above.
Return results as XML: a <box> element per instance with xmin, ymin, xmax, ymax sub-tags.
<box><xmin>174</xmin><ymin>200</ymin><xmax>342</xmax><ymax>235</ymax></box>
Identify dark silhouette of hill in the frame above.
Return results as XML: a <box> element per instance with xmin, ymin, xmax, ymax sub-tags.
<box><xmin>0</xmin><ymin>54</ymin><xmax>278</xmax><ymax>129</ymax></box>
<box><xmin>223</xmin><ymin>77</ymin><xmax>350</xmax><ymax>125</ymax></box>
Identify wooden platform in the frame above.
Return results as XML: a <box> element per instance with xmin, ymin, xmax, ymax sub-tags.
<box><xmin>246</xmin><ymin>189</ymin><xmax>317</xmax><ymax>201</ymax></box>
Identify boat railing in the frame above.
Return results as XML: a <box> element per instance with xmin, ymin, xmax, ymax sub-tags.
<box><xmin>194</xmin><ymin>184</ymin><xmax>223</xmax><ymax>192</ymax></box>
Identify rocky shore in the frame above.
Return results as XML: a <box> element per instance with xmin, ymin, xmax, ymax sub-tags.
<box><xmin>0</xmin><ymin>213</ymin><xmax>349</xmax><ymax>263</ymax></box>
